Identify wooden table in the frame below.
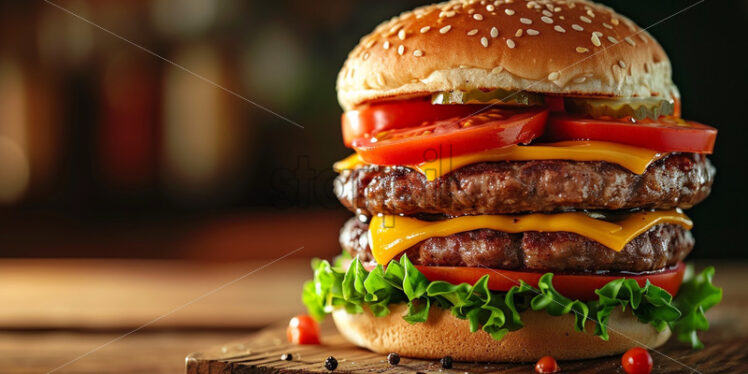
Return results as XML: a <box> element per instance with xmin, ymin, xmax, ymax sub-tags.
<box><xmin>1</xmin><ymin>259</ymin><xmax>746</xmax><ymax>373</ymax></box>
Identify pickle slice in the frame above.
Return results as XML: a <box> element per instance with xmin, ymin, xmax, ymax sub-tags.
<box><xmin>564</xmin><ymin>97</ymin><xmax>674</xmax><ymax>121</ymax></box>
<box><xmin>432</xmin><ymin>88</ymin><xmax>545</xmax><ymax>106</ymax></box>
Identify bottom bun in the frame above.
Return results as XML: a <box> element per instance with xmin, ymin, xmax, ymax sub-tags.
<box><xmin>332</xmin><ymin>304</ymin><xmax>670</xmax><ymax>362</ymax></box>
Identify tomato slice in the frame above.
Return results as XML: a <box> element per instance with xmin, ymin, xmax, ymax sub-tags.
<box><xmin>413</xmin><ymin>263</ymin><xmax>685</xmax><ymax>301</ymax></box>
<box><xmin>342</xmin><ymin>99</ymin><xmax>487</xmax><ymax>147</ymax></box>
<box><xmin>352</xmin><ymin>108</ymin><xmax>549</xmax><ymax>165</ymax></box>
<box><xmin>546</xmin><ymin>114</ymin><xmax>716</xmax><ymax>154</ymax></box>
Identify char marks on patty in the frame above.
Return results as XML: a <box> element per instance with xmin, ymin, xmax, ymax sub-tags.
<box><xmin>340</xmin><ymin>218</ymin><xmax>693</xmax><ymax>273</ymax></box>
<box><xmin>335</xmin><ymin>153</ymin><xmax>714</xmax><ymax>217</ymax></box>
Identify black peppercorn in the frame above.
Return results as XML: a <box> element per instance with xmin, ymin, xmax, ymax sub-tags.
<box><xmin>387</xmin><ymin>352</ymin><xmax>400</xmax><ymax>365</ymax></box>
<box><xmin>440</xmin><ymin>355</ymin><xmax>453</xmax><ymax>369</ymax></box>
<box><xmin>325</xmin><ymin>356</ymin><xmax>338</xmax><ymax>371</ymax></box>
<box><xmin>280</xmin><ymin>353</ymin><xmax>293</xmax><ymax>361</ymax></box>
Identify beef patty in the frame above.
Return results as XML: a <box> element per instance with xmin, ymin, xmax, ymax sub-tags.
<box><xmin>335</xmin><ymin>153</ymin><xmax>714</xmax><ymax>217</ymax></box>
<box><xmin>340</xmin><ymin>217</ymin><xmax>693</xmax><ymax>273</ymax></box>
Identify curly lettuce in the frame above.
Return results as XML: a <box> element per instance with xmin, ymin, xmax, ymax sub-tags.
<box><xmin>303</xmin><ymin>255</ymin><xmax>721</xmax><ymax>348</ymax></box>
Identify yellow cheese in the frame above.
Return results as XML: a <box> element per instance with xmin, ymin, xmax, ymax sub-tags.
<box><xmin>333</xmin><ymin>141</ymin><xmax>663</xmax><ymax>180</ymax></box>
<box><xmin>368</xmin><ymin>210</ymin><xmax>692</xmax><ymax>265</ymax></box>
<box><xmin>333</xmin><ymin>153</ymin><xmax>365</xmax><ymax>172</ymax></box>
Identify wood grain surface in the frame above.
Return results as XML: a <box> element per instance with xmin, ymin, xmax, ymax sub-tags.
<box><xmin>186</xmin><ymin>318</ymin><xmax>748</xmax><ymax>373</ymax></box>
<box><xmin>1</xmin><ymin>260</ymin><xmax>745</xmax><ymax>373</ymax></box>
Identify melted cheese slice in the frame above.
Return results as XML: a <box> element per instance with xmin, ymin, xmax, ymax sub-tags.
<box><xmin>333</xmin><ymin>141</ymin><xmax>663</xmax><ymax>180</ymax></box>
<box><xmin>368</xmin><ymin>210</ymin><xmax>692</xmax><ymax>265</ymax></box>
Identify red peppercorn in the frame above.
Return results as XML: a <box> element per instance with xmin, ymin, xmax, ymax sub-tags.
<box><xmin>535</xmin><ymin>356</ymin><xmax>561</xmax><ymax>373</ymax></box>
<box><xmin>622</xmin><ymin>347</ymin><xmax>653</xmax><ymax>374</ymax></box>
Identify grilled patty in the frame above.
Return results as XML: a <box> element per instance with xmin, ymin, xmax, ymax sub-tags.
<box><xmin>335</xmin><ymin>153</ymin><xmax>714</xmax><ymax>217</ymax></box>
<box><xmin>340</xmin><ymin>217</ymin><xmax>693</xmax><ymax>272</ymax></box>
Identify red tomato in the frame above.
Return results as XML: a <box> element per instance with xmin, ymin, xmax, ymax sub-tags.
<box><xmin>413</xmin><ymin>263</ymin><xmax>685</xmax><ymax>301</ymax></box>
<box><xmin>622</xmin><ymin>347</ymin><xmax>653</xmax><ymax>374</ymax></box>
<box><xmin>352</xmin><ymin>108</ymin><xmax>549</xmax><ymax>165</ymax></box>
<box><xmin>342</xmin><ymin>99</ymin><xmax>487</xmax><ymax>147</ymax></box>
<box><xmin>286</xmin><ymin>315</ymin><xmax>320</xmax><ymax>345</ymax></box>
<box><xmin>535</xmin><ymin>356</ymin><xmax>561</xmax><ymax>373</ymax></box>
<box><xmin>545</xmin><ymin>114</ymin><xmax>717</xmax><ymax>154</ymax></box>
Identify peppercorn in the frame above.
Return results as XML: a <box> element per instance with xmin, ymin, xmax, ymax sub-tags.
<box><xmin>325</xmin><ymin>356</ymin><xmax>338</xmax><ymax>371</ymax></box>
<box><xmin>440</xmin><ymin>356</ymin><xmax>453</xmax><ymax>369</ymax></box>
<box><xmin>387</xmin><ymin>352</ymin><xmax>400</xmax><ymax>365</ymax></box>
<box><xmin>280</xmin><ymin>353</ymin><xmax>293</xmax><ymax>361</ymax></box>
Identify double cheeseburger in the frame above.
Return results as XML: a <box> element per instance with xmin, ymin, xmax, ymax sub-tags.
<box><xmin>303</xmin><ymin>0</ymin><xmax>722</xmax><ymax>362</ymax></box>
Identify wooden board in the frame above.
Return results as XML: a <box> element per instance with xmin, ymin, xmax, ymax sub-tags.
<box><xmin>186</xmin><ymin>318</ymin><xmax>748</xmax><ymax>373</ymax></box>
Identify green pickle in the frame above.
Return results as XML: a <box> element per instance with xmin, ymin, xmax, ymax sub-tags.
<box><xmin>564</xmin><ymin>97</ymin><xmax>674</xmax><ymax>121</ymax></box>
<box><xmin>431</xmin><ymin>88</ymin><xmax>545</xmax><ymax>106</ymax></box>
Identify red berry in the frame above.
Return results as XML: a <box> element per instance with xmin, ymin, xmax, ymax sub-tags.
<box><xmin>622</xmin><ymin>347</ymin><xmax>653</xmax><ymax>374</ymax></box>
<box><xmin>535</xmin><ymin>356</ymin><xmax>561</xmax><ymax>373</ymax></box>
<box><xmin>286</xmin><ymin>315</ymin><xmax>320</xmax><ymax>345</ymax></box>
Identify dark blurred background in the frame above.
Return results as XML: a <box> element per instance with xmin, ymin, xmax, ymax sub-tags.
<box><xmin>0</xmin><ymin>0</ymin><xmax>745</xmax><ymax>260</ymax></box>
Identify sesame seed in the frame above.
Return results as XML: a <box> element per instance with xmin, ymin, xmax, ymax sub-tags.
<box><xmin>490</xmin><ymin>27</ymin><xmax>499</xmax><ymax>38</ymax></box>
<box><xmin>473</xmin><ymin>13</ymin><xmax>484</xmax><ymax>21</ymax></box>
<box><xmin>554</xmin><ymin>7</ymin><xmax>562</xmax><ymax>12</ymax></box>
<box><xmin>608</xmin><ymin>36</ymin><xmax>618</xmax><ymax>43</ymax></box>
<box><xmin>486</xmin><ymin>4</ymin><xmax>495</xmax><ymax>11</ymax></box>
<box><xmin>624</xmin><ymin>37</ymin><xmax>636</xmax><ymax>46</ymax></box>
<box><xmin>481</xmin><ymin>37</ymin><xmax>489</xmax><ymax>47</ymax></box>
<box><xmin>542</xmin><ymin>10</ymin><xmax>553</xmax><ymax>17</ymax></box>
<box><xmin>587</xmin><ymin>9</ymin><xmax>595</xmax><ymax>18</ymax></box>
<box><xmin>520</xmin><ymin>17</ymin><xmax>532</xmax><ymax>24</ymax></box>
<box><xmin>515</xmin><ymin>29</ymin><xmax>524</xmax><ymax>37</ymax></box>
<box><xmin>580</xmin><ymin>15</ymin><xmax>592</xmax><ymax>23</ymax></box>
<box><xmin>383</xmin><ymin>41</ymin><xmax>390</xmax><ymax>49</ymax></box>
<box><xmin>506</xmin><ymin>39</ymin><xmax>516</xmax><ymax>48</ymax></box>
<box><xmin>639</xmin><ymin>34</ymin><xmax>648</xmax><ymax>43</ymax></box>
<box><xmin>591</xmin><ymin>33</ymin><xmax>601</xmax><ymax>47</ymax></box>
<box><xmin>576</xmin><ymin>46</ymin><xmax>589</xmax><ymax>53</ymax></box>
<box><xmin>618</xmin><ymin>60</ymin><xmax>626</xmax><ymax>68</ymax></box>
<box><xmin>572</xmin><ymin>24</ymin><xmax>584</xmax><ymax>31</ymax></box>
<box><xmin>389</xmin><ymin>24</ymin><xmax>402</xmax><ymax>34</ymax></box>
<box><xmin>593</xmin><ymin>31</ymin><xmax>603</xmax><ymax>37</ymax></box>
<box><xmin>611</xmin><ymin>18</ymin><xmax>620</xmax><ymax>26</ymax></box>
<box><xmin>413</xmin><ymin>49</ymin><xmax>423</xmax><ymax>57</ymax></box>
<box><xmin>420</xmin><ymin>26</ymin><xmax>431</xmax><ymax>33</ymax></box>
<box><xmin>526</xmin><ymin>1</ymin><xmax>537</xmax><ymax>8</ymax></box>
<box><xmin>541</xmin><ymin>16</ymin><xmax>553</xmax><ymax>24</ymax></box>
<box><xmin>504</xmin><ymin>8</ymin><xmax>515</xmax><ymax>15</ymax></box>
<box><xmin>526</xmin><ymin>29</ymin><xmax>540</xmax><ymax>36</ymax></box>
<box><xmin>603</xmin><ymin>23</ymin><xmax>613</xmax><ymax>29</ymax></box>
<box><xmin>439</xmin><ymin>25</ymin><xmax>452</xmax><ymax>34</ymax></box>
<box><xmin>467</xmin><ymin>29</ymin><xmax>479</xmax><ymax>36</ymax></box>
<box><xmin>398</xmin><ymin>29</ymin><xmax>406</xmax><ymax>40</ymax></box>
<box><xmin>548</xmin><ymin>72</ymin><xmax>560</xmax><ymax>80</ymax></box>
<box><xmin>398</xmin><ymin>45</ymin><xmax>405</xmax><ymax>55</ymax></box>
<box><xmin>559</xmin><ymin>15</ymin><xmax>565</xmax><ymax>20</ymax></box>
<box><xmin>363</xmin><ymin>52</ymin><xmax>369</xmax><ymax>60</ymax></box>
<box><xmin>554</xmin><ymin>25</ymin><xmax>566</xmax><ymax>33</ymax></box>
<box><xmin>439</xmin><ymin>10</ymin><xmax>456</xmax><ymax>18</ymax></box>
<box><xmin>573</xmin><ymin>76</ymin><xmax>587</xmax><ymax>83</ymax></box>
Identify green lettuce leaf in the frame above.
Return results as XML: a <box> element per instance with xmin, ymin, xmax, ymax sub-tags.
<box><xmin>670</xmin><ymin>265</ymin><xmax>722</xmax><ymax>349</ymax></box>
<box><xmin>302</xmin><ymin>256</ymin><xmax>721</xmax><ymax>348</ymax></box>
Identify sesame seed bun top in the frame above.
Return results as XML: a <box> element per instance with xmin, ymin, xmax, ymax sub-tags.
<box><xmin>336</xmin><ymin>0</ymin><xmax>678</xmax><ymax>111</ymax></box>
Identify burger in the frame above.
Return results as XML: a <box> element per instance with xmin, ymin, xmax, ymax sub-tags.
<box><xmin>302</xmin><ymin>0</ymin><xmax>722</xmax><ymax>362</ymax></box>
